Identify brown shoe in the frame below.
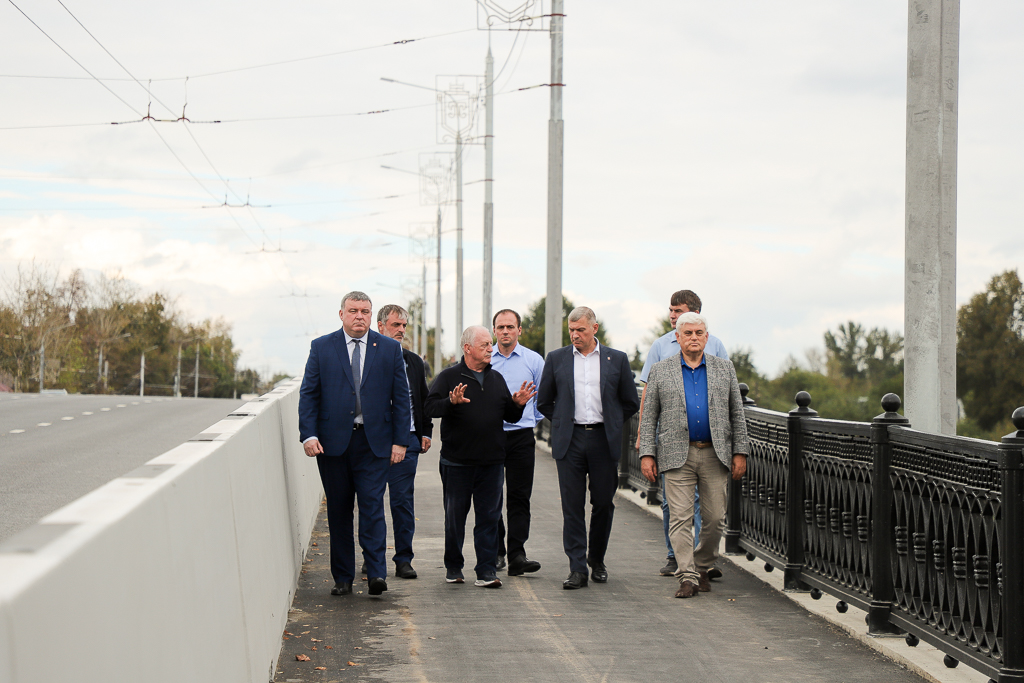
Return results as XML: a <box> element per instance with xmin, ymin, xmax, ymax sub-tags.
<box><xmin>675</xmin><ymin>580</ymin><xmax>699</xmax><ymax>598</ymax></box>
<box><xmin>698</xmin><ymin>570</ymin><xmax>711</xmax><ymax>592</ymax></box>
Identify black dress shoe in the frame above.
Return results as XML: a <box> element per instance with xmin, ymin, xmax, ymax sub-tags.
<box><xmin>507</xmin><ymin>556</ymin><xmax>541</xmax><ymax>576</ymax></box>
<box><xmin>367</xmin><ymin>577</ymin><xmax>388</xmax><ymax>595</ymax></box>
<box><xmin>563</xmin><ymin>571</ymin><xmax>589</xmax><ymax>590</ymax></box>
<box><xmin>495</xmin><ymin>555</ymin><xmax>507</xmax><ymax>571</ymax></box>
<box><xmin>707</xmin><ymin>566</ymin><xmax>723</xmax><ymax>580</ymax></box>
<box><xmin>395</xmin><ymin>561</ymin><xmax>418</xmax><ymax>579</ymax></box>
<box><xmin>590</xmin><ymin>562</ymin><xmax>608</xmax><ymax>583</ymax></box>
<box><xmin>360</xmin><ymin>561</ymin><xmax>367</xmax><ymax>575</ymax></box>
<box><xmin>331</xmin><ymin>582</ymin><xmax>352</xmax><ymax>596</ymax></box>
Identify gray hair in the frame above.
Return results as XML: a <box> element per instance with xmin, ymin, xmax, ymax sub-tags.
<box><xmin>676</xmin><ymin>311</ymin><xmax>709</xmax><ymax>332</ymax></box>
<box><xmin>376</xmin><ymin>304</ymin><xmax>408</xmax><ymax>324</ymax></box>
<box><xmin>460</xmin><ymin>325</ymin><xmax>491</xmax><ymax>349</ymax></box>
<box><xmin>567</xmin><ymin>306</ymin><xmax>596</xmax><ymax>325</ymax></box>
<box><xmin>340</xmin><ymin>290</ymin><xmax>371</xmax><ymax>309</ymax></box>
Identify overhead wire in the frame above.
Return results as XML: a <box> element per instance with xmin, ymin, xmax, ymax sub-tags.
<box><xmin>0</xmin><ymin>27</ymin><xmax>477</xmax><ymax>82</ymax></box>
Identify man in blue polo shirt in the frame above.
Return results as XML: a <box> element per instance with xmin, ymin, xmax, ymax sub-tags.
<box><xmin>490</xmin><ymin>308</ymin><xmax>545</xmax><ymax>576</ymax></box>
<box><xmin>637</xmin><ymin>290</ymin><xmax>728</xmax><ymax>578</ymax></box>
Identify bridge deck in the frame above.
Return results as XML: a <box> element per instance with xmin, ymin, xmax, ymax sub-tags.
<box><xmin>274</xmin><ymin>443</ymin><xmax>928</xmax><ymax>683</ymax></box>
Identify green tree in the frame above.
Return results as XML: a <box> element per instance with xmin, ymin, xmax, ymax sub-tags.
<box><xmin>957</xmin><ymin>269</ymin><xmax>1024</xmax><ymax>432</ymax></box>
<box><xmin>519</xmin><ymin>295</ymin><xmax>610</xmax><ymax>355</ymax></box>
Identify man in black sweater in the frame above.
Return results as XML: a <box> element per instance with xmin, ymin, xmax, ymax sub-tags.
<box><xmin>425</xmin><ymin>325</ymin><xmax>536</xmax><ymax>588</ymax></box>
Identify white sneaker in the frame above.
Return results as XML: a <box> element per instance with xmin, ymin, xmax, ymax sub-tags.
<box><xmin>474</xmin><ymin>574</ymin><xmax>502</xmax><ymax>588</ymax></box>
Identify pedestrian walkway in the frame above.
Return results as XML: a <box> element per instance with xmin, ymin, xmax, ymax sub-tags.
<box><xmin>274</xmin><ymin>444</ymin><xmax>930</xmax><ymax>683</ymax></box>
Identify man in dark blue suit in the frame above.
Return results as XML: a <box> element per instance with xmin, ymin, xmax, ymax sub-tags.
<box><xmin>537</xmin><ymin>306</ymin><xmax>640</xmax><ymax>590</ymax></box>
<box><xmin>298</xmin><ymin>291</ymin><xmax>411</xmax><ymax>597</ymax></box>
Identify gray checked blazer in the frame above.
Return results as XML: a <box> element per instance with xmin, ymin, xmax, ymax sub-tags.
<box><xmin>637</xmin><ymin>353</ymin><xmax>750</xmax><ymax>472</ymax></box>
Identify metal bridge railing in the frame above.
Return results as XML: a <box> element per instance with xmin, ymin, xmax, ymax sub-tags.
<box><xmin>618</xmin><ymin>384</ymin><xmax>1024</xmax><ymax>683</ymax></box>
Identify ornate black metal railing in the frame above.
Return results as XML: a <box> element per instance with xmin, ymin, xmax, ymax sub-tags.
<box><xmin>620</xmin><ymin>388</ymin><xmax>1024</xmax><ymax>683</ymax></box>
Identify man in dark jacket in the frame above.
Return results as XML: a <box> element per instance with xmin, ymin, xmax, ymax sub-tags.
<box><xmin>376</xmin><ymin>304</ymin><xmax>433</xmax><ymax>580</ymax></box>
<box><xmin>424</xmin><ymin>325</ymin><xmax>536</xmax><ymax>588</ymax></box>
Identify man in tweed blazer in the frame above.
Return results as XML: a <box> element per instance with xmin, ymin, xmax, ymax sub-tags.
<box><xmin>638</xmin><ymin>311</ymin><xmax>749</xmax><ymax>598</ymax></box>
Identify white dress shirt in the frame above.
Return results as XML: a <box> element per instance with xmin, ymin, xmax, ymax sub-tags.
<box><xmin>572</xmin><ymin>342</ymin><xmax>603</xmax><ymax>424</ymax></box>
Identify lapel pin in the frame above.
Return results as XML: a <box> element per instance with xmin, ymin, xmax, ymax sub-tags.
<box><xmin>373</xmin><ymin>343</ymin><xmax>377</xmax><ymax>346</ymax></box>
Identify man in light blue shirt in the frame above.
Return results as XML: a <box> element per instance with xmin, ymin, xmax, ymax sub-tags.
<box><xmin>636</xmin><ymin>290</ymin><xmax>728</xmax><ymax>579</ymax></box>
<box><xmin>490</xmin><ymin>308</ymin><xmax>545</xmax><ymax>576</ymax></box>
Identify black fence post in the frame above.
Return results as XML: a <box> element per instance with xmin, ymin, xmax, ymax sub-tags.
<box><xmin>998</xmin><ymin>407</ymin><xmax>1024</xmax><ymax>683</ymax></box>
<box><xmin>867</xmin><ymin>393</ymin><xmax>907</xmax><ymax>635</ymax></box>
<box><xmin>725</xmin><ymin>383</ymin><xmax>756</xmax><ymax>555</ymax></box>
<box><xmin>784</xmin><ymin>391</ymin><xmax>817</xmax><ymax>590</ymax></box>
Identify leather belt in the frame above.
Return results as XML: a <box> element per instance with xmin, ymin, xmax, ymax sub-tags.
<box><xmin>353</xmin><ymin>423</ymin><xmax>365</xmax><ymax>431</ymax></box>
<box><xmin>574</xmin><ymin>423</ymin><xmax>604</xmax><ymax>431</ymax></box>
<box><xmin>690</xmin><ymin>440</ymin><xmax>712</xmax><ymax>449</ymax></box>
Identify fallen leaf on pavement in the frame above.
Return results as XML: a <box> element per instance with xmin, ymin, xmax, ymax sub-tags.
<box><xmin>311</xmin><ymin>638</ymin><xmax>323</xmax><ymax>642</ymax></box>
<box><xmin>428</xmin><ymin>637</ymin><xmax>436</xmax><ymax>640</ymax></box>
<box><xmin>348</xmin><ymin>661</ymin><xmax>361</xmax><ymax>666</ymax></box>
<box><xmin>315</xmin><ymin>667</ymin><xmax>326</xmax><ymax>671</ymax></box>
<box><xmin>325</xmin><ymin>646</ymin><xmax>333</xmax><ymax>650</ymax></box>
<box><xmin>296</xmin><ymin>654</ymin><xmax>311</xmax><ymax>662</ymax></box>
<box><xmin>312</xmin><ymin>647</ymin><xmax>318</xmax><ymax>651</ymax></box>
<box><xmin>553</xmin><ymin>614</ymin><xmax>563</xmax><ymax>617</ymax></box>
<box><xmin>354</xmin><ymin>647</ymin><xmax>362</xmax><ymax>650</ymax></box>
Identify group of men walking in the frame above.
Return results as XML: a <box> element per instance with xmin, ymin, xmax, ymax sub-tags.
<box><xmin>297</xmin><ymin>288</ymin><xmax>748</xmax><ymax>599</ymax></box>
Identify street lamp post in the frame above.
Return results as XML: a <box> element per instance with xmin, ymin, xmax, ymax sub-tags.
<box><xmin>139</xmin><ymin>345</ymin><xmax>159</xmax><ymax>397</ymax></box>
<box><xmin>39</xmin><ymin>321</ymin><xmax>76</xmax><ymax>392</ymax></box>
<box><xmin>97</xmin><ymin>332</ymin><xmax>131</xmax><ymax>392</ymax></box>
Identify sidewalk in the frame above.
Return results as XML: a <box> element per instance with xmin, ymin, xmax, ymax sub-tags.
<box><xmin>271</xmin><ymin>438</ymin><xmax>944</xmax><ymax>683</ymax></box>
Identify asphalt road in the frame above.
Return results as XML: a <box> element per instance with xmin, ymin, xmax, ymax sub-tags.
<box><xmin>0</xmin><ymin>392</ymin><xmax>244</xmax><ymax>543</ymax></box>
<box><xmin>274</xmin><ymin>441</ymin><xmax>926</xmax><ymax>683</ymax></box>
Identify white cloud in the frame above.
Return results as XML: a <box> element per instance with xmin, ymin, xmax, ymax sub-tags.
<box><xmin>1</xmin><ymin>0</ymin><xmax>1021</xmax><ymax>378</ymax></box>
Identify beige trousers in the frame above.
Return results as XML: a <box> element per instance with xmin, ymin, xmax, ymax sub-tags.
<box><xmin>664</xmin><ymin>443</ymin><xmax>730</xmax><ymax>584</ymax></box>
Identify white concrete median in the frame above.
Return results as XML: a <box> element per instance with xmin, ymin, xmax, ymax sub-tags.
<box><xmin>0</xmin><ymin>379</ymin><xmax>321</xmax><ymax>683</ymax></box>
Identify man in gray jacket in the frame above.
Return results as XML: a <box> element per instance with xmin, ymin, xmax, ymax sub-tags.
<box><xmin>637</xmin><ymin>312</ymin><xmax>749</xmax><ymax>599</ymax></box>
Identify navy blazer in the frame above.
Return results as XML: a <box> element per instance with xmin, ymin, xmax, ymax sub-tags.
<box><xmin>402</xmin><ymin>348</ymin><xmax>433</xmax><ymax>442</ymax></box>
<box><xmin>536</xmin><ymin>343</ymin><xmax>640</xmax><ymax>461</ymax></box>
<box><xmin>298</xmin><ymin>328</ymin><xmax>411</xmax><ymax>459</ymax></box>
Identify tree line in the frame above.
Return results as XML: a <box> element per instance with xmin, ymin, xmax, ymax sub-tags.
<box><xmin>0</xmin><ymin>263</ymin><xmax>286</xmax><ymax>396</ymax></box>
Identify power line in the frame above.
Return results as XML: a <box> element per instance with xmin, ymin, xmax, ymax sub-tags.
<box><xmin>0</xmin><ymin>101</ymin><xmax>434</xmax><ymax>131</ymax></box>
<box><xmin>5</xmin><ymin>0</ymin><xmax>142</xmax><ymax>117</ymax></box>
<box><xmin>0</xmin><ymin>27</ymin><xmax>477</xmax><ymax>82</ymax></box>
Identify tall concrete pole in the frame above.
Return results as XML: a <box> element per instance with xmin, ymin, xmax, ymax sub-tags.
<box><xmin>434</xmin><ymin>207</ymin><xmax>443</xmax><ymax>374</ymax></box>
<box><xmin>38</xmin><ymin>338</ymin><xmax>45</xmax><ymax>392</ymax></box>
<box><xmin>175</xmin><ymin>345</ymin><xmax>182</xmax><ymax>398</ymax></box>
<box><xmin>139</xmin><ymin>351</ymin><xmax>145</xmax><ymax>397</ymax></box>
<box><xmin>194</xmin><ymin>344</ymin><xmax>200</xmax><ymax>398</ymax></box>
<box><xmin>483</xmin><ymin>46</ymin><xmax>495</xmax><ymax>327</ymax></box>
<box><xmin>421</xmin><ymin>260</ymin><xmax>428</xmax><ymax>358</ymax></box>
<box><xmin>544</xmin><ymin>0</ymin><xmax>565</xmax><ymax>356</ymax></box>
<box><xmin>456</xmin><ymin>132</ymin><xmax>464</xmax><ymax>340</ymax></box>
<box><xmin>904</xmin><ymin>0</ymin><xmax>959</xmax><ymax>435</ymax></box>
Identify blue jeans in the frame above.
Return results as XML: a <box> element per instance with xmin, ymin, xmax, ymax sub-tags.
<box><xmin>440</xmin><ymin>462</ymin><xmax>504</xmax><ymax>578</ymax></box>
<box><xmin>662</xmin><ymin>474</ymin><xmax>700</xmax><ymax>558</ymax></box>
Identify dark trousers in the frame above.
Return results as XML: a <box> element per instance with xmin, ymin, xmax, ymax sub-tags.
<box><xmin>316</xmin><ymin>427</ymin><xmax>390</xmax><ymax>583</ymax></box>
<box><xmin>555</xmin><ymin>424</ymin><xmax>617</xmax><ymax>574</ymax></box>
<box><xmin>387</xmin><ymin>432</ymin><xmax>419</xmax><ymax>565</ymax></box>
<box><xmin>496</xmin><ymin>428</ymin><xmax>537</xmax><ymax>560</ymax></box>
<box><xmin>440</xmin><ymin>462</ymin><xmax>504</xmax><ymax>578</ymax></box>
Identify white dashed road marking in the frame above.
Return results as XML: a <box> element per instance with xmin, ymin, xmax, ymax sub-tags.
<box><xmin>37</xmin><ymin>423</ymin><xmax>51</xmax><ymax>427</ymax></box>
<box><xmin>61</xmin><ymin>416</ymin><xmax>74</xmax><ymax>421</ymax></box>
<box><xmin>116</xmin><ymin>404</ymin><xmax>126</xmax><ymax>408</ymax></box>
<box><xmin>10</xmin><ymin>429</ymin><xmax>25</xmax><ymax>434</ymax></box>
<box><xmin>101</xmin><ymin>408</ymin><xmax>111</xmax><ymax>412</ymax></box>
<box><xmin>82</xmin><ymin>411</ymin><xmax>93</xmax><ymax>415</ymax></box>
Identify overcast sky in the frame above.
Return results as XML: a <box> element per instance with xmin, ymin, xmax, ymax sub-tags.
<box><xmin>2</xmin><ymin>1</ymin><xmax>1021</xmax><ymax>378</ymax></box>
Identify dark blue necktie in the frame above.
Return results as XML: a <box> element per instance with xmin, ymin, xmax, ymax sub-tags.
<box><xmin>351</xmin><ymin>339</ymin><xmax>362</xmax><ymax>418</ymax></box>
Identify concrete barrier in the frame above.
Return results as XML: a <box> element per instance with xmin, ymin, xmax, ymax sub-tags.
<box><xmin>0</xmin><ymin>379</ymin><xmax>321</xmax><ymax>683</ymax></box>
